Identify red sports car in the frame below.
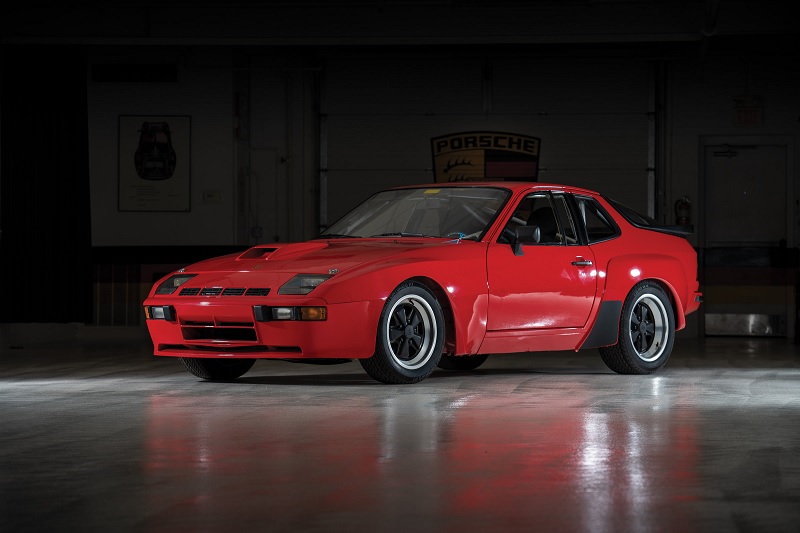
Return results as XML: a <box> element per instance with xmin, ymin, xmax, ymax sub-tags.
<box><xmin>144</xmin><ymin>182</ymin><xmax>702</xmax><ymax>384</ymax></box>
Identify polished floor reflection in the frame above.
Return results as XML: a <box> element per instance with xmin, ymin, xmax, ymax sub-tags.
<box><xmin>2</xmin><ymin>332</ymin><xmax>799</xmax><ymax>532</ymax></box>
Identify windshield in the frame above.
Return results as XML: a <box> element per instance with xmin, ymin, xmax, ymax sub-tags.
<box><xmin>319</xmin><ymin>186</ymin><xmax>511</xmax><ymax>240</ymax></box>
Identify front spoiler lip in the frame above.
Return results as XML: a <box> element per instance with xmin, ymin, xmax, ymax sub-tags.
<box><xmin>154</xmin><ymin>343</ymin><xmax>304</xmax><ymax>358</ymax></box>
<box><xmin>145</xmin><ymin>298</ymin><xmax>383</xmax><ymax>360</ymax></box>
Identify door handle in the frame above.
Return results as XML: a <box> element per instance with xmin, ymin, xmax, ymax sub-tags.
<box><xmin>571</xmin><ymin>259</ymin><xmax>593</xmax><ymax>267</ymax></box>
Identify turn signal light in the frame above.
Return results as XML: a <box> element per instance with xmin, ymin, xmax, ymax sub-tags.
<box><xmin>299</xmin><ymin>307</ymin><xmax>327</xmax><ymax>321</ymax></box>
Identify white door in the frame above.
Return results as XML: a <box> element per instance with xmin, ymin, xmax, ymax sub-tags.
<box><xmin>702</xmin><ymin>141</ymin><xmax>791</xmax><ymax>337</ymax></box>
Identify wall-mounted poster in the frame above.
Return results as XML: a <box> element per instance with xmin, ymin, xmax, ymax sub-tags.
<box><xmin>118</xmin><ymin>115</ymin><xmax>191</xmax><ymax>211</ymax></box>
<box><xmin>431</xmin><ymin>131</ymin><xmax>540</xmax><ymax>182</ymax></box>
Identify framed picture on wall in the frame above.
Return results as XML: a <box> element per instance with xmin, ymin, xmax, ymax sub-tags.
<box><xmin>118</xmin><ymin>115</ymin><xmax>191</xmax><ymax>211</ymax></box>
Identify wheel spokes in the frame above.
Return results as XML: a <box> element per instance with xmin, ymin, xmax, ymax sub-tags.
<box><xmin>389</xmin><ymin>327</ymin><xmax>404</xmax><ymax>343</ymax></box>
<box><xmin>628</xmin><ymin>294</ymin><xmax>669</xmax><ymax>362</ymax></box>
<box><xmin>389</xmin><ymin>303</ymin><xmax>425</xmax><ymax>361</ymax></box>
<box><xmin>383</xmin><ymin>292</ymin><xmax>438</xmax><ymax>370</ymax></box>
<box><xmin>398</xmin><ymin>337</ymin><xmax>411</xmax><ymax>359</ymax></box>
<box><xmin>630</xmin><ymin>302</ymin><xmax>655</xmax><ymax>353</ymax></box>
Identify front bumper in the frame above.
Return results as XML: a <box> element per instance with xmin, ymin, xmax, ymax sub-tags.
<box><xmin>144</xmin><ymin>297</ymin><xmax>384</xmax><ymax>360</ymax></box>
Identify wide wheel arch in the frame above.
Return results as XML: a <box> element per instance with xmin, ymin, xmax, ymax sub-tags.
<box><xmin>582</xmin><ymin>277</ymin><xmax>681</xmax><ymax>350</ymax></box>
<box><xmin>359</xmin><ymin>280</ymin><xmax>447</xmax><ymax>384</ymax></box>
<box><xmin>602</xmin><ymin>255</ymin><xmax>689</xmax><ymax>331</ymax></box>
<box><xmin>598</xmin><ymin>280</ymin><xmax>677</xmax><ymax>374</ymax></box>
<box><xmin>406</xmin><ymin>276</ymin><xmax>457</xmax><ymax>355</ymax></box>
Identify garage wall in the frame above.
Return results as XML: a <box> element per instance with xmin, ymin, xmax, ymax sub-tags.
<box><xmin>86</xmin><ymin>44</ymin><xmax>799</xmax><ymax>249</ymax></box>
<box><xmin>88</xmin><ymin>47</ymin><xmax>320</xmax><ymax>248</ymax></box>
<box><xmin>88</xmin><ymin>47</ymin><xmax>237</xmax><ymax>246</ymax></box>
<box><xmin>666</xmin><ymin>47</ymin><xmax>800</xmax><ymax>337</ymax></box>
<box><xmin>243</xmin><ymin>53</ymin><xmax>319</xmax><ymax>245</ymax></box>
<box><xmin>86</xmin><ymin>45</ymin><xmax>656</xmax><ymax>246</ymax></box>
<box><xmin>668</xmin><ymin>50</ymin><xmax>800</xmax><ymax>248</ymax></box>
<box><xmin>323</xmin><ymin>48</ymin><xmax>652</xmax><ymax>226</ymax></box>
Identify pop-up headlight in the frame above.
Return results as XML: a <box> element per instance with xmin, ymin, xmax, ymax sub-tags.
<box><xmin>277</xmin><ymin>274</ymin><xmax>333</xmax><ymax>295</ymax></box>
<box><xmin>155</xmin><ymin>274</ymin><xmax>197</xmax><ymax>295</ymax></box>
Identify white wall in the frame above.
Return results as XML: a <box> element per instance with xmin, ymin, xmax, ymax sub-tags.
<box><xmin>667</xmin><ymin>51</ymin><xmax>800</xmax><ymax>248</ymax></box>
<box><xmin>85</xmin><ymin>45</ymin><xmax>799</xmax><ymax>248</ymax></box>
<box><xmin>88</xmin><ymin>47</ymin><xmax>236</xmax><ymax>246</ymax></box>
<box><xmin>322</xmin><ymin>48</ymin><xmax>652</xmax><ymax>225</ymax></box>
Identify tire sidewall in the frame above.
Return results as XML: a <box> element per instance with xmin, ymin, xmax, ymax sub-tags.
<box><xmin>620</xmin><ymin>282</ymin><xmax>675</xmax><ymax>372</ymax></box>
<box><xmin>376</xmin><ymin>283</ymin><xmax>445</xmax><ymax>381</ymax></box>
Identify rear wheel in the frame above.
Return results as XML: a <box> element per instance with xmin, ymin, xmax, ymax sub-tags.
<box><xmin>599</xmin><ymin>282</ymin><xmax>675</xmax><ymax>374</ymax></box>
<box><xmin>360</xmin><ymin>282</ymin><xmax>445</xmax><ymax>384</ymax></box>
<box><xmin>437</xmin><ymin>353</ymin><xmax>489</xmax><ymax>371</ymax></box>
<box><xmin>180</xmin><ymin>358</ymin><xmax>256</xmax><ymax>380</ymax></box>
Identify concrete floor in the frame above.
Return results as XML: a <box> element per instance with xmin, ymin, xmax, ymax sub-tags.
<box><xmin>1</xmin><ymin>330</ymin><xmax>799</xmax><ymax>533</ymax></box>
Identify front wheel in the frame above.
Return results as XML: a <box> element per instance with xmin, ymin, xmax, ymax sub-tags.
<box><xmin>180</xmin><ymin>357</ymin><xmax>256</xmax><ymax>380</ymax></box>
<box><xmin>360</xmin><ymin>282</ymin><xmax>445</xmax><ymax>384</ymax></box>
<box><xmin>598</xmin><ymin>282</ymin><xmax>675</xmax><ymax>375</ymax></box>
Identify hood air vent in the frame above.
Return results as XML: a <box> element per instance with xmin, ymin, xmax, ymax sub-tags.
<box><xmin>238</xmin><ymin>247</ymin><xmax>278</xmax><ymax>260</ymax></box>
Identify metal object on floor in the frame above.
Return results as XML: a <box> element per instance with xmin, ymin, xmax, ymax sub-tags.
<box><xmin>705</xmin><ymin>313</ymin><xmax>786</xmax><ymax>336</ymax></box>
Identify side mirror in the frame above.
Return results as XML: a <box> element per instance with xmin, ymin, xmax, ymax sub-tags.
<box><xmin>512</xmin><ymin>225</ymin><xmax>540</xmax><ymax>256</ymax></box>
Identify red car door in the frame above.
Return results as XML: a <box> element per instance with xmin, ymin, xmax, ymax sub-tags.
<box><xmin>486</xmin><ymin>192</ymin><xmax>598</xmax><ymax>331</ymax></box>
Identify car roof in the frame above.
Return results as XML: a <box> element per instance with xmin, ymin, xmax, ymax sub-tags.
<box><xmin>392</xmin><ymin>181</ymin><xmax>600</xmax><ymax>197</ymax></box>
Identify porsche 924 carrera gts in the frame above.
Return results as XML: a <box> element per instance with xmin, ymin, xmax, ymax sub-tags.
<box><xmin>144</xmin><ymin>182</ymin><xmax>702</xmax><ymax>384</ymax></box>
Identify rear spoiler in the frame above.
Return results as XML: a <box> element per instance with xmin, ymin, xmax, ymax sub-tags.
<box><xmin>649</xmin><ymin>225</ymin><xmax>694</xmax><ymax>237</ymax></box>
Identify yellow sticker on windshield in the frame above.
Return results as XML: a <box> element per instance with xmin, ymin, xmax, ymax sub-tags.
<box><xmin>424</xmin><ymin>189</ymin><xmax>441</xmax><ymax>195</ymax></box>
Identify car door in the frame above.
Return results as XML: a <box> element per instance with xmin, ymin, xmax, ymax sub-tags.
<box><xmin>486</xmin><ymin>192</ymin><xmax>597</xmax><ymax>331</ymax></box>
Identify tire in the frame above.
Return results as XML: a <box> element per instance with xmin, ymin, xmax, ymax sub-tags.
<box><xmin>598</xmin><ymin>281</ymin><xmax>675</xmax><ymax>375</ymax></box>
<box><xmin>180</xmin><ymin>357</ymin><xmax>256</xmax><ymax>380</ymax></box>
<box><xmin>437</xmin><ymin>353</ymin><xmax>489</xmax><ymax>371</ymax></box>
<box><xmin>360</xmin><ymin>282</ymin><xmax>445</xmax><ymax>384</ymax></box>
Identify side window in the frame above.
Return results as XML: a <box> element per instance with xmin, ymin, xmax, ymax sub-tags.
<box><xmin>498</xmin><ymin>193</ymin><xmax>563</xmax><ymax>245</ymax></box>
<box><xmin>575</xmin><ymin>196</ymin><xmax>620</xmax><ymax>243</ymax></box>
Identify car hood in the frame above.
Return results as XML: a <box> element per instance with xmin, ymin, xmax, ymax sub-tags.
<box><xmin>185</xmin><ymin>238</ymin><xmax>464</xmax><ymax>275</ymax></box>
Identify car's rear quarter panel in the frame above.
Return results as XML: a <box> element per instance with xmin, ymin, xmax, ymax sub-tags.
<box><xmin>591</xmin><ymin>226</ymin><xmax>700</xmax><ymax>331</ymax></box>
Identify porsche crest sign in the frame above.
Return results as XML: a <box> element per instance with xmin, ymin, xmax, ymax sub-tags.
<box><xmin>431</xmin><ymin>131</ymin><xmax>540</xmax><ymax>182</ymax></box>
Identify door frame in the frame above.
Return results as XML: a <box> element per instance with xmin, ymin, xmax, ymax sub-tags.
<box><xmin>698</xmin><ymin>135</ymin><xmax>796</xmax><ymax>337</ymax></box>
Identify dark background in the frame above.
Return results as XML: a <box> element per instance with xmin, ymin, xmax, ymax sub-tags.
<box><xmin>1</xmin><ymin>1</ymin><xmax>798</xmax><ymax>336</ymax></box>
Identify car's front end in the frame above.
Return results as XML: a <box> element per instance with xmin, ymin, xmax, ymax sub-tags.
<box><xmin>145</xmin><ymin>286</ymin><xmax>384</xmax><ymax>361</ymax></box>
<box><xmin>143</xmin><ymin>245</ymin><xmax>402</xmax><ymax>361</ymax></box>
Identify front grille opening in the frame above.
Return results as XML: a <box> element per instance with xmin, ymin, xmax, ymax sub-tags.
<box><xmin>177</xmin><ymin>287</ymin><xmax>270</xmax><ymax>297</ymax></box>
<box><xmin>222</xmin><ymin>288</ymin><xmax>246</xmax><ymax>296</ymax></box>
<box><xmin>182</xmin><ymin>327</ymin><xmax>257</xmax><ymax>342</ymax></box>
<box><xmin>200</xmin><ymin>288</ymin><xmax>223</xmax><ymax>296</ymax></box>
<box><xmin>245</xmin><ymin>288</ymin><xmax>270</xmax><ymax>296</ymax></box>
<box><xmin>181</xmin><ymin>320</ymin><xmax>214</xmax><ymax>327</ymax></box>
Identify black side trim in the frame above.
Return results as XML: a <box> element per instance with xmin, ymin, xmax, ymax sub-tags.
<box><xmin>581</xmin><ymin>300</ymin><xmax>622</xmax><ymax>349</ymax></box>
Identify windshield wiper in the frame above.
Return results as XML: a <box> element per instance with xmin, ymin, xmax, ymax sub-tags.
<box><xmin>313</xmin><ymin>233</ymin><xmax>360</xmax><ymax>239</ymax></box>
<box><xmin>370</xmin><ymin>232</ymin><xmax>435</xmax><ymax>238</ymax></box>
